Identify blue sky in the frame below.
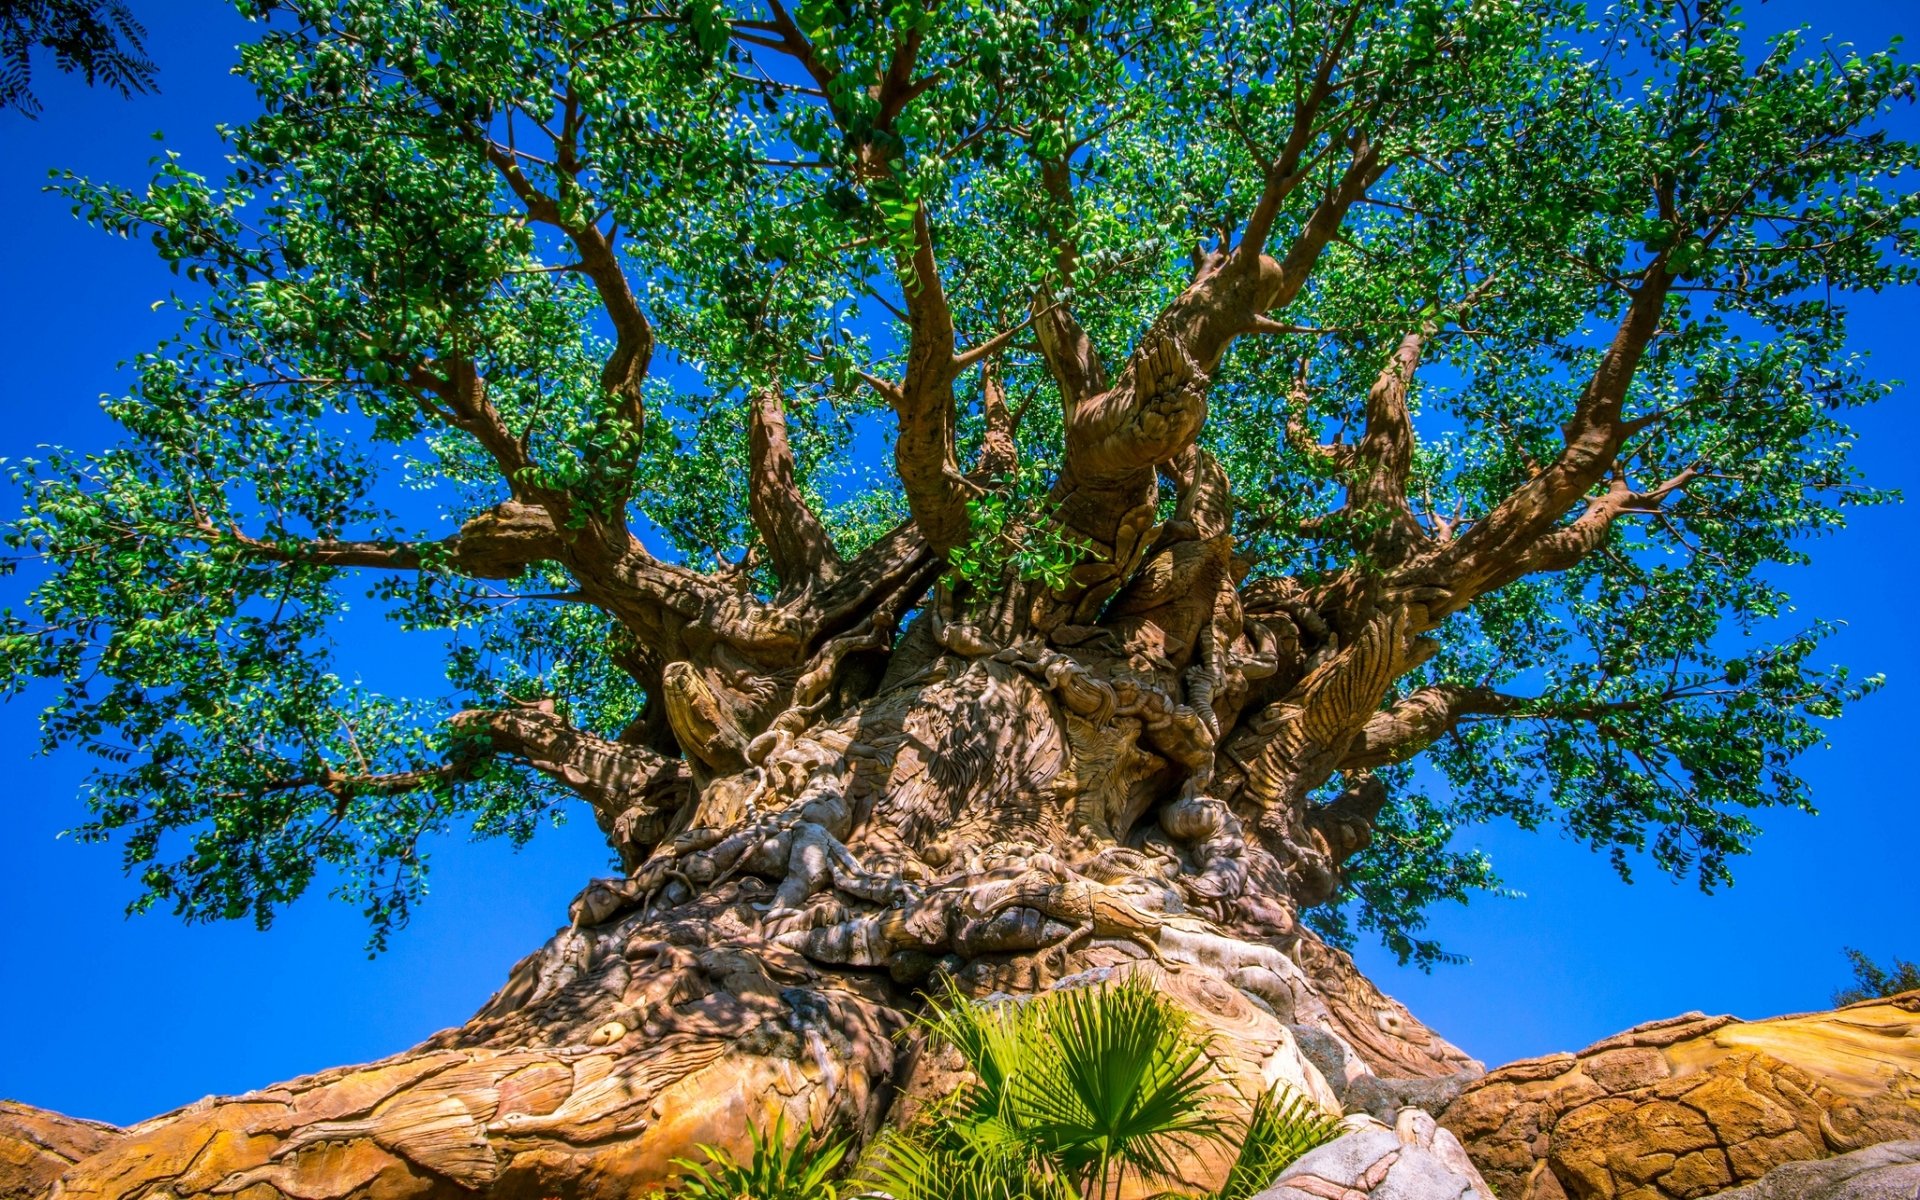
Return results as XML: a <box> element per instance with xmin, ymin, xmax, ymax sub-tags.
<box><xmin>0</xmin><ymin>0</ymin><xmax>1915</xmax><ymax>1126</ymax></box>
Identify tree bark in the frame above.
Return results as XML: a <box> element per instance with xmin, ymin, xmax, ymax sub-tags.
<box><xmin>37</xmin><ymin>619</ymin><xmax>1482</xmax><ymax>1200</ymax></box>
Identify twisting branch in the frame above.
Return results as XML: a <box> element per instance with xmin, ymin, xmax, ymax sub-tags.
<box><xmin>1282</xmin><ymin>362</ymin><xmax>1355</xmax><ymax>471</ymax></box>
<box><xmin>748</xmin><ymin>388</ymin><xmax>842</xmax><ymax>591</ymax></box>
<box><xmin>889</xmin><ymin>207</ymin><xmax>976</xmax><ymax>553</ymax></box>
<box><xmin>1029</xmin><ymin>157</ymin><xmax>1109</xmax><ymax>414</ymax></box>
<box><xmin>405</xmin><ymin>357</ymin><xmax>536</xmax><ymax>500</ymax></box>
<box><xmin>204</xmin><ymin>502</ymin><xmax>564</xmax><ymax>581</ymax></box>
<box><xmin>1429</xmin><ymin>255</ymin><xmax>1678</xmax><ymax>606</ymax></box>
<box><xmin>1500</xmin><ymin>462</ymin><xmax>1704</xmax><ymax>581</ymax></box>
<box><xmin>1340</xmin><ymin>685</ymin><xmax>1523</xmax><ymax>769</ymax></box>
<box><xmin>451</xmin><ymin>703</ymin><xmax>690</xmax><ymax>865</ymax></box>
<box><xmin>975</xmin><ymin>362</ymin><xmax>1018</xmax><ymax>479</ymax></box>
<box><xmin>481</xmin><ymin>141</ymin><xmax>655</xmax><ymax>444</ymax></box>
<box><xmin>1062</xmin><ymin>137</ymin><xmax>1386</xmax><ymax>491</ymax></box>
<box><xmin>1256</xmin><ymin>136</ymin><xmax>1387</xmax><ymax>315</ymax></box>
<box><xmin>1235</xmin><ymin>3</ymin><xmax>1366</xmax><ymax>262</ymax></box>
<box><xmin>1031</xmin><ymin>289</ymin><xmax>1108</xmax><ymax>414</ymax></box>
<box><xmin>1339</xmin><ymin>664</ymin><xmax>1735</xmax><ymax>772</ymax></box>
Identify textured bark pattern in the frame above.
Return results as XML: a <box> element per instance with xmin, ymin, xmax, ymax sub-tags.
<box><xmin>1439</xmin><ymin>992</ymin><xmax>1920</xmax><ymax>1200</ymax></box>
<box><xmin>26</xmin><ymin>617</ymin><xmax>1483</xmax><ymax>1200</ymax></box>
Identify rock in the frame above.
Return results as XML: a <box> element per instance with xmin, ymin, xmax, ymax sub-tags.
<box><xmin>0</xmin><ymin>1100</ymin><xmax>122</xmax><ymax>1200</ymax></box>
<box><xmin>1291</xmin><ymin>1024</ymin><xmax>1374</xmax><ymax>1102</ymax></box>
<box><xmin>1254</xmin><ymin>1110</ymin><xmax>1498</xmax><ymax>1200</ymax></box>
<box><xmin>1703</xmin><ymin>1140</ymin><xmax>1920</xmax><ymax>1200</ymax></box>
<box><xmin>1344</xmin><ymin>1072</ymin><xmax>1481</xmax><ymax>1122</ymax></box>
<box><xmin>1263</xmin><ymin>1025</ymin><xmax>1345</xmax><ymax>1115</ymax></box>
<box><xmin>1440</xmin><ymin>991</ymin><xmax>1920</xmax><ymax>1200</ymax></box>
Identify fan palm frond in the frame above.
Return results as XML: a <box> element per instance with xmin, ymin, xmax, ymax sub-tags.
<box><xmin>1211</xmin><ymin>1087</ymin><xmax>1344</xmax><ymax>1200</ymax></box>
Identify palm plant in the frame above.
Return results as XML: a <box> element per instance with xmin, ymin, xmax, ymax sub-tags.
<box><xmin>860</xmin><ymin>978</ymin><xmax>1348</xmax><ymax>1200</ymax></box>
<box><xmin>1209</xmin><ymin>1088</ymin><xmax>1344</xmax><ymax>1200</ymax></box>
<box><xmin>864</xmin><ymin>976</ymin><xmax>1336</xmax><ymax>1200</ymax></box>
<box><xmin>671</xmin><ymin>1110</ymin><xmax>849</xmax><ymax>1200</ymax></box>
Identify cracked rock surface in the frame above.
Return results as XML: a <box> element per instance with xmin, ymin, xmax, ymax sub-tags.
<box><xmin>1440</xmin><ymin>992</ymin><xmax>1920</xmax><ymax>1200</ymax></box>
<box><xmin>1702</xmin><ymin>1140</ymin><xmax>1920</xmax><ymax>1200</ymax></box>
<box><xmin>0</xmin><ymin>1104</ymin><xmax>121</xmax><ymax>1200</ymax></box>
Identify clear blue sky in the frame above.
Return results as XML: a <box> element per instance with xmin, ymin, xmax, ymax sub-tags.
<box><xmin>0</xmin><ymin>0</ymin><xmax>1915</xmax><ymax>1127</ymax></box>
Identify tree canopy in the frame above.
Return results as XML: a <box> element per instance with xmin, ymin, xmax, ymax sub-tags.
<box><xmin>3</xmin><ymin>0</ymin><xmax>1913</xmax><ymax>962</ymax></box>
<box><xmin>0</xmin><ymin>0</ymin><xmax>155</xmax><ymax>115</ymax></box>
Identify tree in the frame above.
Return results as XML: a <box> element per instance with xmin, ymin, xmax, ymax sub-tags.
<box><xmin>1835</xmin><ymin>948</ymin><xmax>1920</xmax><ymax>1006</ymax></box>
<box><xmin>0</xmin><ymin>0</ymin><xmax>155</xmax><ymax>116</ymax></box>
<box><xmin>3</xmin><ymin>0</ymin><xmax>1915</xmax><ymax>1193</ymax></box>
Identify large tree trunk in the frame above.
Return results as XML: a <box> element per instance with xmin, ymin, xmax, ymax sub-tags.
<box><xmin>43</xmin><ymin>623</ymin><xmax>1479</xmax><ymax>1200</ymax></box>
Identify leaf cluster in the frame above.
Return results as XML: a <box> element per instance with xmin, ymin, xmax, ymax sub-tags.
<box><xmin>863</xmin><ymin>978</ymin><xmax>1340</xmax><ymax>1200</ymax></box>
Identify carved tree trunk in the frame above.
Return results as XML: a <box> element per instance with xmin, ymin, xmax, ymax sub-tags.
<box><xmin>41</xmin><ymin>556</ymin><xmax>1483</xmax><ymax>1200</ymax></box>
<box><xmin>18</xmin><ymin>69</ymin><xmax>1685</xmax><ymax>1200</ymax></box>
<box><xmin>25</xmin><ymin>197</ymin><xmax>1683</xmax><ymax>1200</ymax></box>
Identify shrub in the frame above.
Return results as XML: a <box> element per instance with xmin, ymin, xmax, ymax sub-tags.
<box><xmin>860</xmin><ymin>977</ymin><xmax>1342</xmax><ymax>1200</ymax></box>
<box><xmin>1835</xmin><ymin>947</ymin><xmax>1920</xmax><ymax>1006</ymax></box>
<box><xmin>671</xmin><ymin>1110</ymin><xmax>849</xmax><ymax>1200</ymax></box>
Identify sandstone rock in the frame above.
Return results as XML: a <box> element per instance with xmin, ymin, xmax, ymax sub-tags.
<box><xmin>1343</xmin><ymin>1072</ymin><xmax>1481</xmax><ymax>1123</ymax></box>
<box><xmin>1703</xmin><ymin>1140</ymin><xmax>1920</xmax><ymax>1200</ymax></box>
<box><xmin>0</xmin><ymin>1101</ymin><xmax>122</xmax><ymax>1200</ymax></box>
<box><xmin>1291</xmin><ymin>1024</ymin><xmax>1374</xmax><ymax>1103</ymax></box>
<box><xmin>1440</xmin><ymin>992</ymin><xmax>1920</xmax><ymax>1200</ymax></box>
<box><xmin>1262</xmin><ymin>1025</ymin><xmax>1345</xmax><ymax>1115</ymax></box>
<box><xmin>1255</xmin><ymin>1110</ymin><xmax>1497</xmax><ymax>1200</ymax></box>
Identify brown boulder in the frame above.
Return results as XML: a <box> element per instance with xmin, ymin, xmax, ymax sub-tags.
<box><xmin>1440</xmin><ymin>992</ymin><xmax>1920</xmax><ymax>1200</ymax></box>
<box><xmin>0</xmin><ymin>1101</ymin><xmax>122</xmax><ymax>1200</ymax></box>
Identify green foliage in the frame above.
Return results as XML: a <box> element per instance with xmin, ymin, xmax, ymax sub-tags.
<box><xmin>1</xmin><ymin>0</ymin><xmax>1915</xmax><ymax>952</ymax></box>
<box><xmin>864</xmin><ymin>978</ymin><xmax>1337</xmax><ymax>1200</ymax></box>
<box><xmin>946</xmin><ymin>464</ymin><xmax>1099</xmax><ymax>595</ymax></box>
<box><xmin>670</xmin><ymin>1112</ymin><xmax>849</xmax><ymax>1200</ymax></box>
<box><xmin>1211</xmin><ymin>1089</ymin><xmax>1344</xmax><ymax>1200</ymax></box>
<box><xmin>0</xmin><ymin>0</ymin><xmax>156</xmax><ymax>115</ymax></box>
<box><xmin>1834</xmin><ymin>947</ymin><xmax>1920</xmax><ymax>1006</ymax></box>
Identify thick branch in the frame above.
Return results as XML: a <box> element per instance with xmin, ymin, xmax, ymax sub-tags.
<box><xmin>1305</xmin><ymin>772</ymin><xmax>1388</xmax><ymax>867</ymax></box>
<box><xmin>748</xmin><ymin>388</ymin><xmax>841</xmax><ymax>590</ymax></box>
<box><xmin>889</xmin><ymin>208</ymin><xmax>974</xmax><ymax>554</ymax></box>
<box><xmin>1029</xmin><ymin>158</ymin><xmax>1108</xmax><ymax>413</ymax></box>
<box><xmin>975</xmin><ymin>363</ymin><xmax>1017</xmax><ymax>479</ymax></box>
<box><xmin>406</xmin><ymin>358</ymin><xmax>537</xmax><ymax>501</ymax></box>
<box><xmin>452</xmin><ymin>703</ymin><xmax>688</xmax><ymax>863</ymax></box>
<box><xmin>1235</xmin><ymin>6</ymin><xmax>1364</xmax><ymax>262</ymax></box>
<box><xmin>482</xmin><ymin>142</ymin><xmax>654</xmax><ymax>435</ymax></box>
<box><xmin>1352</xmin><ymin>330</ymin><xmax>1426</xmax><ymax>506</ymax></box>
<box><xmin>1340</xmin><ymin>684</ymin><xmax>1521</xmax><ymax>769</ymax></box>
<box><xmin>1032</xmin><ymin>291</ymin><xmax>1108</xmax><ymax>415</ymax></box>
<box><xmin>1501</xmin><ymin>464</ymin><xmax>1702</xmax><ymax>581</ymax></box>
<box><xmin>214</xmin><ymin>502</ymin><xmax>563</xmax><ymax>581</ymax></box>
<box><xmin>1063</xmin><ymin>141</ymin><xmax>1384</xmax><ymax>488</ymax></box>
<box><xmin>1430</xmin><ymin>262</ymin><xmax>1676</xmax><ymax>605</ymax></box>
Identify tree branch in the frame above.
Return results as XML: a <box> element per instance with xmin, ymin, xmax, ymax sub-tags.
<box><xmin>207</xmin><ymin>502</ymin><xmax>563</xmax><ymax>581</ymax></box>
<box><xmin>481</xmin><ymin>140</ymin><xmax>654</xmax><ymax>479</ymax></box>
<box><xmin>748</xmin><ymin>388</ymin><xmax>842</xmax><ymax>592</ymax></box>
<box><xmin>1235</xmin><ymin>4</ymin><xmax>1365</xmax><ymax>262</ymax></box>
<box><xmin>1499</xmin><ymin>462</ymin><xmax>1703</xmax><ymax>581</ymax></box>
<box><xmin>1340</xmin><ymin>685</ymin><xmax>1522</xmax><ymax>769</ymax></box>
<box><xmin>1429</xmin><ymin>259</ymin><xmax>1677</xmax><ymax>606</ymax></box>
<box><xmin>888</xmin><ymin>205</ymin><xmax>974</xmax><ymax>554</ymax></box>
<box><xmin>451</xmin><ymin>703</ymin><xmax>689</xmax><ymax>867</ymax></box>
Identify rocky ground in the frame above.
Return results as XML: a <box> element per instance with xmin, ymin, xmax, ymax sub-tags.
<box><xmin>4</xmin><ymin>989</ymin><xmax>1917</xmax><ymax>1200</ymax></box>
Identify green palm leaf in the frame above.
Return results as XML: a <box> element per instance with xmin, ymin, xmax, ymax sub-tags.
<box><xmin>1211</xmin><ymin>1087</ymin><xmax>1344</xmax><ymax>1200</ymax></box>
<box><xmin>672</xmin><ymin>1110</ymin><xmax>848</xmax><ymax>1200</ymax></box>
<box><xmin>1014</xmin><ymin>977</ymin><xmax>1225</xmax><ymax>1194</ymax></box>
